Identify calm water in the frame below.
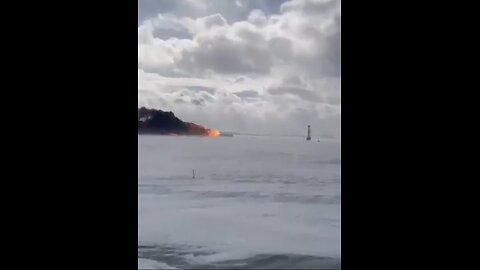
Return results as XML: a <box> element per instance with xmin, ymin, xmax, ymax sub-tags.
<box><xmin>138</xmin><ymin>135</ymin><xmax>341</xmax><ymax>269</ymax></box>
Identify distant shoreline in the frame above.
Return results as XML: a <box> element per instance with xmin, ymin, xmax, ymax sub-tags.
<box><xmin>137</xmin><ymin>133</ymin><xmax>339</xmax><ymax>142</ymax></box>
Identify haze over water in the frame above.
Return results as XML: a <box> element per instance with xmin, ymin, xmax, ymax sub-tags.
<box><xmin>138</xmin><ymin>135</ymin><xmax>341</xmax><ymax>269</ymax></box>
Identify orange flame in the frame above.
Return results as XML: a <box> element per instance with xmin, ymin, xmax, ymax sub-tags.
<box><xmin>185</xmin><ymin>122</ymin><xmax>220</xmax><ymax>137</ymax></box>
<box><xmin>206</xmin><ymin>129</ymin><xmax>220</xmax><ymax>137</ymax></box>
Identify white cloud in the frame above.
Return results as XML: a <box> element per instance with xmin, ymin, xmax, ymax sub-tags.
<box><xmin>138</xmin><ymin>0</ymin><xmax>340</xmax><ymax>138</ymax></box>
<box><xmin>248</xmin><ymin>9</ymin><xmax>267</xmax><ymax>26</ymax></box>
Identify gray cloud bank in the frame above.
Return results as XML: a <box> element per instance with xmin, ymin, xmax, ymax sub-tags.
<box><xmin>138</xmin><ymin>0</ymin><xmax>340</xmax><ymax>138</ymax></box>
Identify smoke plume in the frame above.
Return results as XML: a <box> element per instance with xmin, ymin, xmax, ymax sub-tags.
<box><xmin>138</xmin><ymin>107</ymin><xmax>220</xmax><ymax>137</ymax></box>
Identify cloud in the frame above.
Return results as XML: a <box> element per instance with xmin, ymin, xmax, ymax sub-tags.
<box><xmin>138</xmin><ymin>0</ymin><xmax>340</xmax><ymax>137</ymax></box>
<box><xmin>234</xmin><ymin>90</ymin><xmax>259</xmax><ymax>99</ymax></box>
<box><xmin>268</xmin><ymin>86</ymin><xmax>323</xmax><ymax>102</ymax></box>
<box><xmin>280</xmin><ymin>0</ymin><xmax>339</xmax><ymax>15</ymax></box>
<box><xmin>248</xmin><ymin>9</ymin><xmax>267</xmax><ymax>26</ymax></box>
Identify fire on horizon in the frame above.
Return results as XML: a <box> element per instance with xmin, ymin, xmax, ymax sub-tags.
<box><xmin>138</xmin><ymin>107</ymin><xmax>222</xmax><ymax>137</ymax></box>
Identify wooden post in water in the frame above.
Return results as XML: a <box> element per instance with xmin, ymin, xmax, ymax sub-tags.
<box><xmin>192</xmin><ymin>168</ymin><xmax>195</xmax><ymax>179</ymax></box>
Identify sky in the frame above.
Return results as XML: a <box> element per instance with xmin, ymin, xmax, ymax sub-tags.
<box><xmin>138</xmin><ymin>0</ymin><xmax>340</xmax><ymax>138</ymax></box>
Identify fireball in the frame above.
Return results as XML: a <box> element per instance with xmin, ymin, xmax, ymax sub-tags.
<box><xmin>206</xmin><ymin>129</ymin><xmax>220</xmax><ymax>137</ymax></box>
